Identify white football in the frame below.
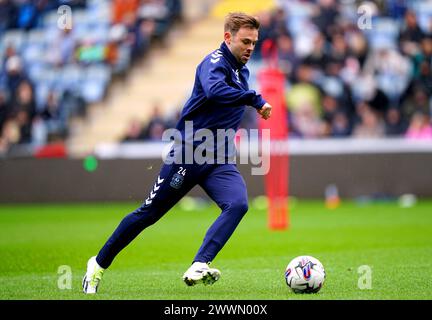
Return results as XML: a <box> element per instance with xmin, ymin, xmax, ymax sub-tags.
<box><xmin>285</xmin><ymin>255</ymin><xmax>326</xmax><ymax>294</ymax></box>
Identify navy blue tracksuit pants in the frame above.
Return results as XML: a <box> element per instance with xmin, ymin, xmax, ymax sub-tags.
<box><xmin>96</xmin><ymin>161</ymin><xmax>248</xmax><ymax>269</ymax></box>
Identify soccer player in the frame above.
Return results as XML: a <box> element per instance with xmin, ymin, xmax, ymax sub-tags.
<box><xmin>83</xmin><ymin>12</ymin><xmax>272</xmax><ymax>294</ymax></box>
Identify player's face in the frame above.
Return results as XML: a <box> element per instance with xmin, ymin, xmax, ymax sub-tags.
<box><xmin>225</xmin><ymin>27</ymin><xmax>259</xmax><ymax>64</ymax></box>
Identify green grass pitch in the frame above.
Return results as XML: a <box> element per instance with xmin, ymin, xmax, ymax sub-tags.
<box><xmin>0</xmin><ymin>199</ymin><xmax>431</xmax><ymax>300</ymax></box>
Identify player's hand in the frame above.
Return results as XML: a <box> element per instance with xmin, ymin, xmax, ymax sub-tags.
<box><xmin>257</xmin><ymin>103</ymin><xmax>272</xmax><ymax>120</ymax></box>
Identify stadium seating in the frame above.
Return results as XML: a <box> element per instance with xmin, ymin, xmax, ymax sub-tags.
<box><xmin>0</xmin><ymin>0</ymin><xmax>182</xmax><ymax>156</ymax></box>
<box><xmin>109</xmin><ymin>0</ymin><xmax>431</xmax><ymax>145</ymax></box>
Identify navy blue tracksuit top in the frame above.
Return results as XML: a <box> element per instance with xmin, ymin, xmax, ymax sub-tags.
<box><xmin>174</xmin><ymin>42</ymin><xmax>266</xmax><ymax>155</ymax></box>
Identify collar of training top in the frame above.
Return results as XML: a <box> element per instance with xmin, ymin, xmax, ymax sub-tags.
<box><xmin>220</xmin><ymin>42</ymin><xmax>246</xmax><ymax>69</ymax></box>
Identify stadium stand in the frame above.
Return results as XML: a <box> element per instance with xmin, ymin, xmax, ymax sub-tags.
<box><xmin>248</xmin><ymin>0</ymin><xmax>432</xmax><ymax>140</ymax></box>
<box><xmin>114</xmin><ymin>0</ymin><xmax>432</xmax><ymax>143</ymax></box>
<box><xmin>0</xmin><ymin>0</ymin><xmax>431</xmax><ymax>158</ymax></box>
<box><xmin>0</xmin><ymin>0</ymin><xmax>182</xmax><ymax>156</ymax></box>
<box><xmin>275</xmin><ymin>0</ymin><xmax>430</xmax><ymax>139</ymax></box>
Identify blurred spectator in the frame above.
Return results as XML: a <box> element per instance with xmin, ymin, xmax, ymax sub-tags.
<box><xmin>276</xmin><ymin>33</ymin><xmax>299</xmax><ymax>80</ymax></box>
<box><xmin>4</xmin><ymin>55</ymin><xmax>28</xmax><ymax>97</ymax></box>
<box><xmin>330</xmin><ymin>111</ymin><xmax>351</xmax><ymax>137</ymax></box>
<box><xmin>112</xmin><ymin>0</ymin><xmax>139</xmax><ymax>25</ymax></box>
<box><xmin>2</xmin><ymin>45</ymin><xmax>18</xmax><ymax>70</ymax></box>
<box><xmin>351</xmin><ymin>74</ymin><xmax>390</xmax><ymax>115</ymax></box>
<box><xmin>138</xmin><ymin>0</ymin><xmax>170</xmax><ymax>40</ymax></box>
<box><xmin>339</xmin><ymin>56</ymin><xmax>361</xmax><ymax>86</ymax></box>
<box><xmin>368</xmin><ymin>87</ymin><xmax>391</xmax><ymax>116</ymax></box>
<box><xmin>346</xmin><ymin>31</ymin><xmax>369</xmax><ymax>68</ymax></box>
<box><xmin>31</xmin><ymin>114</ymin><xmax>47</xmax><ymax>146</ymax></box>
<box><xmin>327</xmin><ymin>33</ymin><xmax>348</xmax><ymax>72</ymax></box>
<box><xmin>399</xmin><ymin>10</ymin><xmax>426</xmax><ymax>48</ymax></box>
<box><xmin>418</xmin><ymin>59</ymin><xmax>432</xmax><ymax>96</ymax></box>
<box><xmin>385</xmin><ymin>107</ymin><xmax>408</xmax><ymax>136</ymax></box>
<box><xmin>40</xmin><ymin>90</ymin><xmax>67</xmax><ymax>136</ymax></box>
<box><xmin>61</xmin><ymin>89</ymin><xmax>86</xmax><ymax>118</ymax></box>
<box><xmin>120</xmin><ymin>11</ymin><xmax>140</xmax><ymax>59</ymax></box>
<box><xmin>286</xmin><ymin>63</ymin><xmax>324</xmax><ymax>139</ymax></box>
<box><xmin>290</xmin><ymin>101</ymin><xmax>326</xmax><ymax>138</ymax></box>
<box><xmin>413</xmin><ymin>39</ymin><xmax>432</xmax><ymax>97</ymax></box>
<box><xmin>272</xmin><ymin>7</ymin><xmax>290</xmax><ymax>38</ymax></box>
<box><xmin>15</xmin><ymin>109</ymin><xmax>32</xmax><ymax>143</ymax></box>
<box><xmin>304</xmin><ymin>32</ymin><xmax>328</xmax><ymax>70</ymax></box>
<box><xmin>405</xmin><ymin>112</ymin><xmax>432</xmax><ymax>139</ymax></box>
<box><xmin>253</xmin><ymin>11</ymin><xmax>276</xmax><ymax>60</ymax></box>
<box><xmin>11</xmin><ymin>80</ymin><xmax>36</xmax><ymax>122</ymax></box>
<box><xmin>122</xmin><ymin>118</ymin><xmax>146</xmax><ymax>142</ymax></box>
<box><xmin>164</xmin><ymin>108</ymin><xmax>181</xmax><ymax>130</ymax></box>
<box><xmin>0</xmin><ymin>0</ymin><xmax>17</xmax><ymax>33</ymax></box>
<box><xmin>320</xmin><ymin>75</ymin><xmax>356</xmax><ymax>120</ymax></box>
<box><xmin>353</xmin><ymin>104</ymin><xmax>386</xmax><ymax>138</ymax></box>
<box><xmin>146</xmin><ymin>120</ymin><xmax>165</xmax><ymax>141</ymax></box>
<box><xmin>134</xmin><ymin>19</ymin><xmax>155</xmax><ymax>59</ymax></box>
<box><xmin>120</xmin><ymin>101</ymin><xmax>182</xmax><ymax>142</ymax></box>
<box><xmin>0</xmin><ymin>79</ymin><xmax>37</xmax><ymax>146</ymax></box>
<box><xmin>105</xmin><ymin>24</ymin><xmax>128</xmax><ymax>71</ymax></box>
<box><xmin>411</xmin><ymin>36</ymin><xmax>432</xmax><ymax>78</ymax></box>
<box><xmin>311</xmin><ymin>0</ymin><xmax>339</xmax><ymax>40</ymax></box>
<box><xmin>141</xmin><ymin>102</ymin><xmax>166</xmax><ymax>140</ymax></box>
<box><xmin>401</xmin><ymin>85</ymin><xmax>430</xmax><ymax>119</ymax></box>
<box><xmin>363</xmin><ymin>47</ymin><xmax>412</xmax><ymax>102</ymax></box>
<box><xmin>321</xmin><ymin>94</ymin><xmax>338</xmax><ymax>122</ymax></box>
<box><xmin>0</xmin><ymin>89</ymin><xmax>11</xmax><ymax>134</ymax></box>
<box><xmin>286</xmin><ymin>63</ymin><xmax>322</xmax><ymax>116</ymax></box>
<box><xmin>0</xmin><ymin>118</ymin><xmax>19</xmax><ymax>152</ymax></box>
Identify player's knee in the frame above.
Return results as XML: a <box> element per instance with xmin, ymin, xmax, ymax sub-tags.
<box><xmin>230</xmin><ymin>198</ymin><xmax>248</xmax><ymax>215</ymax></box>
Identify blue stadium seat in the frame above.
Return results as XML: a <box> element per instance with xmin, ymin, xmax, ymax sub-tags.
<box><xmin>415</xmin><ymin>1</ymin><xmax>432</xmax><ymax>33</ymax></box>
<box><xmin>0</xmin><ymin>29</ymin><xmax>26</xmax><ymax>53</ymax></box>
<box><xmin>87</xmin><ymin>0</ymin><xmax>111</xmax><ymax>24</ymax></box>
<box><xmin>21</xmin><ymin>43</ymin><xmax>45</xmax><ymax>65</ymax></box>
<box><xmin>58</xmin><ymin>64</ymin><xmax>85</xmax><ymax>91</ymax></box>
<box><xmin>27</xmin><ymin>61</ymin><xmax>47</xmax><ymax>83</ymax></box>
<box><xmin>73</xmin><ymin>23</ymin><xmax>92</xmax><ymax>42</ymax></box>
<box><xmin>71</xmin><ymin>9</ymin><xmax>92</xmax><ymax>26</ymax></box>
<box><xmin>26</xmin><ymin>29</ymin><xmax>46</xmax><ymax>46</ymax></box>
<box><xmin>43</xmin><ymin>25</ymin><xmax>62</xmax><ymax>44</ymax></box>
<box><xmin>35</xmin><ymin>82</ymin><xmax>52</xmax><ymax>111</ymax></box>
<box><xmin>364</xmin><ymin>17</ymin><xmax>400</xmax><ymax>50</ymax></box>
<box><xmin>42</xmin><ymin>11</ymin><xmax>59</xmax><ymax>28</ymax></box>
<box><xmin>79</xmin><ymin>64</ymin><xmax>111</xmax><ymax>103</ymax></box>
<box><xmin>283</xmin><ymin>1</ymin><xmax>313</xmax><ymax>35</ymax></box>
<box><xmin>80</xmin><ymin>79</ymin><xmax>106</xmax><ymax>104</ymax></box>
<box><xmin>87</xmin><ymin>24</ymin><xmax>110</xmax><ymax>44</ymax></box>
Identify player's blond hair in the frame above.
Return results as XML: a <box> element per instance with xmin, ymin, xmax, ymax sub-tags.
<box><xmin>224</xmin><ymin>12</ymin><xmax>260</xmax><ymax>35</ymax></box>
